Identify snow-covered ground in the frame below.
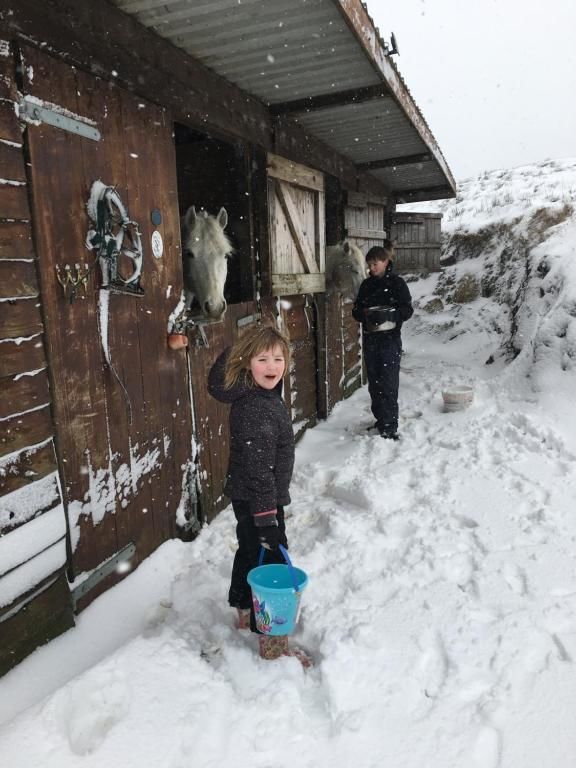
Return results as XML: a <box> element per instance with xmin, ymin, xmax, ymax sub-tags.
<box><xmin>1</xmin><ymin>158</ymin><xmax>576</xmax><ymax>768</ymax></box>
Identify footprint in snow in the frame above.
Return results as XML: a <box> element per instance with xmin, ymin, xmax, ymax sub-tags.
<box><xmin>502</xmin><ymin>563</ymin><xmax>528</xmax><ymax>596</ymax></box>
<box><xmin>441</xmin><ymin>552</ymin><xmax>476</xmax><ymax>588</ymax></box>
<box><xmin>472</xmin><ymin>725</ymin><xmax>501</xmax><ymax>768</ymax></box>
<box><xmin>57</xmin><ymin>665</ymin><xmax>131</xmax><ymax>755</ymax></box>
<box><xmin>416</xmin><ymin>631</ymin><xmax>449</xmax><ymax>699</ymax></box>
<box><xmin>453</xmin><ymin>513</ymin><xmax>479</xmax><ymax>529</ymax></box>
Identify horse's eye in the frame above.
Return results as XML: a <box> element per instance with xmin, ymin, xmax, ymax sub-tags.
<box><xmin>184</xmin><ymin>249</ymin><xmax>195</xmax><ymax>259</ymax></box>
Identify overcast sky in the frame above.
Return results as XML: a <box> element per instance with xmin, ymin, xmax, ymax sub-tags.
<box><xmin>368</xmin><ymin>0</ymin><xmax>576</xmax><ymax>181</ymax></box>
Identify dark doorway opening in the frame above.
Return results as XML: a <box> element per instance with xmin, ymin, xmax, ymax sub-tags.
<box><xmin>174</xmin><ymin>123</ymin><xmax>254</xmax><ymax>307</ymax></box>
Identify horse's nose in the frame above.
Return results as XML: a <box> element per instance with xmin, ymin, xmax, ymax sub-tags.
<box><xmin>204</xmin><ymin>298</ymin><xmax>227</xmax><ymax>319</ymax></box>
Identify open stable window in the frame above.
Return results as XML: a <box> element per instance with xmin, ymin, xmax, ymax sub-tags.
<box><xmin>175</xmin><ymin>124</ymin><xmax>254</xmax><ymax>304</ymax></box>
<box><xmin>266</xmin><ymin>153</ymin><xmax>325</xmax><ymax>296</ymax></box>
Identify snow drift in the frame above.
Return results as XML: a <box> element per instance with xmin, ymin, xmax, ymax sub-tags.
<box><xmin>1</xmin><ymin>158</ymin><xmax>576</xmax><ymax>768</ymax></box>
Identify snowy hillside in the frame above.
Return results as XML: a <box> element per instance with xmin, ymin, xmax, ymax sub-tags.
<box><xmin>1</xmin><ymin>159</ymin><xmax>576</xmax><ymax>768</ymax></box>
<box><xmin>402</xmin><ymin>156</ymin><xmax>576</xmax><ymax>446</ymax></box>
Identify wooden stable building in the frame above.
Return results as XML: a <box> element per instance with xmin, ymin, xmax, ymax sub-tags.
<box><xmin>0</xmin><ymin>0</ymin><xmax>455</xmax><ymax>674</ymax></box>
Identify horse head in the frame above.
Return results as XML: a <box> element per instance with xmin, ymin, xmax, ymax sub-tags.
<box><xmin>181</xmin><ymin>205</ymin><xmax>233</xmax><ymax>321</ymax></box>
<box><xmin>326</xmin><ymin>240</ymin><xmax>366</xmax><ymax>300</ymax></box>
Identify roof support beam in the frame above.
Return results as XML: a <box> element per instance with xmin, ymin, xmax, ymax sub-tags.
<box><xmin>358</xmin><ymin>152</ymin><xmax>432</xmax><ymax>171</ymax></box>
<box><xmin>269</xmin><ymin>84</ymin><xmax>391</xmax><ymax>116</ymax></box>
<box><xmin>394</xmin><ymin>185</ymin><xmax>456</xmax><ymax>203</ymax></box>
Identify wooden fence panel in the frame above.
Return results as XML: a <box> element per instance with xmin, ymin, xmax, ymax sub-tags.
<box><xmin>391</xmin><ymin>212</ymin><xmax>443</xmax><ymax>272</ymax></box>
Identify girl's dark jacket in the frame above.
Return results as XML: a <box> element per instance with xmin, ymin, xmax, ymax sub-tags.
<box><xmin>352</xmin><ymin>261</ymin><xmax>414</xmax><ymax>338</ymax></box>
<box><xmin>208</xmin><ymin>350</ymin><xmax>295</xmax><ymax>519</ymax></box>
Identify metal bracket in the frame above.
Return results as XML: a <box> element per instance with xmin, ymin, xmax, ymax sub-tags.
<box><xmin>71</xmin><ymin>542</ymin><xmax>136</xmax><ymax>608</ymax></box>
<box><xmin>237</xmin><ymin>312</ymin><xmax>261</xmax><ymax>329</ymax></box>
<box><xmin>19</xmin><ymin>96</ymin><xmax>101</xmax><ymax>142</ymax></box>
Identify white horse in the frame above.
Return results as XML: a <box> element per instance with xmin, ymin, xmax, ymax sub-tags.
<box><xmin>325</xmin><ymin>240</ymin><xmax>366</xmax><ymax>300</ymax></box>
<box><xmin>181</xmin><ymin>205</ymin><xmax>233</xmax><ymax>320</ymax></box>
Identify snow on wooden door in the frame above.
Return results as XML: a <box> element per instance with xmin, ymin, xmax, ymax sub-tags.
<box><xmin>21</xmin><ymin>46</ymin><xmax>193</xmax><ymax>599</ymax></box>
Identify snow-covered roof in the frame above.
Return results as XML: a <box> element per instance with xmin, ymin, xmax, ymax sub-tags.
<box><xmin>109</xmin><ymin>0</ymin><xmax>456</xmax><ymax>201</ymax></box>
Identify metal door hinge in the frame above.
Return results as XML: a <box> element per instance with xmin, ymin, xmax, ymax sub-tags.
<box><xmin>71</xmin><ymin>542</ymin><xmax>136</xmax><ymax>608</ymax></box>
<box><xmin>19</xmin><ymin>96</ymin><xmax>101</xmax><ymax>141</ymax></box>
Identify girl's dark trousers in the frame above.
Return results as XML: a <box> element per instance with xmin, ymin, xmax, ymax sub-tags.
<box><xmin>364</xmin><ymin>332</ymin><xmax>402</xmax><ymax>434</ymax></box>
<box><xmin>229</xmin><ymin>500</ymin><xmax>288</xmax><ymax>633</ymax></box>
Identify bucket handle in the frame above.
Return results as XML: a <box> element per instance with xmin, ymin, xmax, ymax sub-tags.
<box><xmin>258</xmin><ymin>544</ymin><xmax>300</xmax><ymax>594</ymax></box>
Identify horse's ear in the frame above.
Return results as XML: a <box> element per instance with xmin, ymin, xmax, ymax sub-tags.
<box><xmin>184</xmin><ymin>206</ymin><xmax>197</xmax><ymax>229</ymax></box>
<box><xmin>217</xmin><ymin>207</ymin><xmax>228</xmax><ymax>230</ymax></box>
<box><xmin>343</xmin><ymin>240</ymin><xmax>351</xmax><ymax>255</ymax></box>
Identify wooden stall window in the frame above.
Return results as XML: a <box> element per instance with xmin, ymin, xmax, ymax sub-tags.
<box><xmin>344</xmin><ymin>191</ymin><xmax>389</xmax><ymax>256</ymax></box>
<box><xmin>266</xmin><ymin>153</ymin><xmax>325</xmax><ymax>297</ymax></box>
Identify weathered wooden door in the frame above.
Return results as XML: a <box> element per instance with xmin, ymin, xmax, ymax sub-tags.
<box><xmin>266</xmin><ymin>154</ymin><xmax>325</xmax><ymax>435</ymax></box>
<box><xmin>391</xmin><ymin>212</ymin><xmax>442</xmax><ymax>272</ymax></box>
<box><xmin>344</xmin><ymin>191</ymin><xmax>389</xmax><ymax>255</ymax></box>
<box><xmin>21</xmin><ymin>46</ymin><xmax>194</xmax><ymax>599</ymax></box>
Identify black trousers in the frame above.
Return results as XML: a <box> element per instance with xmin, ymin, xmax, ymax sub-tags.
<box><xmin>229</xmin><ymin>500</ymin><xmax>288</xmax><ymax>632</ymax></box>
<box><xmin>364</xmin><ymin>332</ymin><xmax>402</xmax><ymax>434</ymax></box>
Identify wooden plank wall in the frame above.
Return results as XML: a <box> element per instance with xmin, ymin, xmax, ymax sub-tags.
<box><xmin>325</xmin><ymin>294</ymin><xmax>362</xmax><ymax>412</ymax></box>
<box><xmin>20</xmin><ymin>44</ymin><xmax>195</xmax><ymax>600</ymax></box>
<box><xmin>187</xmin><ymin>302</ymin><xmax>263</xmax><ymax>522</ymax></box>
<box><xmin>0</xmin><ymin>43</ymin><xmax>73</xmax><ymax>677</ymax></box>
<box><xmin>279</xmin><ymin>295</ymin><xmax>319</xmax><ymax>439</ymax></box>
<box><xmin>391</xmin><ymin>212</ymin><xmax>442</xmax><ymax>272</ymax></box>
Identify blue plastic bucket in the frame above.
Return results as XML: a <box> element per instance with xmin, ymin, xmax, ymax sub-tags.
<box><xmin>247</xmin><ymin>545</ymin><xmax>308</xmax><ymax>636</ymax></box>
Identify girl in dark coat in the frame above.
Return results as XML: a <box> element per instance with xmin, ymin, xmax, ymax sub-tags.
<box><xmin>352</xmin><ymin>242</ymin><xmax>414</xmax><ymax>439</ymax></box>
<box><xmin>208</xmin><ymin>324</ymin><xmax>310</xmax><ymax>666</ymax></box>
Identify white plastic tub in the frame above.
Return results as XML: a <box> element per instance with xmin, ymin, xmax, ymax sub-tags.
<box><xmin>442</xmin><ymin>385</ymin><xmax>474</xmax><ymax>412</ymax></box>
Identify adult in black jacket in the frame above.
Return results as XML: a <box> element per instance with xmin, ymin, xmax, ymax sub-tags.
<box><xmin>352</xmin><ymin>242</ymin><xmax>414</xmax><ymax>439</ymax></box>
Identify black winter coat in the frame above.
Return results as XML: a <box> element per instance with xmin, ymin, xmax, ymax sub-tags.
<box><xmin>208</xmin><ymin>350</ymin><xmax>295</xmax><ymax>518</ymax></box>
<box><xmin>352</xmin><ymin>261</ymin><xmax>414</xmax><ymax>337</ymax></box>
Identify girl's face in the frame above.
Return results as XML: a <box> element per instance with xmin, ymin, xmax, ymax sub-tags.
<box><xmin>250</xmin><ymin>344</ymin><xmax>286</xmax><ymax>389</ymax></box>
<box><xmin>367</xmin><ymin>256</ymin><xmax>390</xmax><ymax>277</ymax></box>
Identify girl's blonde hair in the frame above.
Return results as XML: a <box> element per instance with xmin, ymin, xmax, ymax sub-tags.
<box><xmin>225</xmin><ymin>324</ymin><xmax>291</xmax><ymax>389</ymax></box>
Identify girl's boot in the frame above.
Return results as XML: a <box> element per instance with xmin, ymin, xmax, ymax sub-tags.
<box><xmin>258</xmin><ymin>635</ymin><xmax>312</xmax><ymax>668</ymax></box>
<box><xmin>237</xmin><ymin>608</ymin><xmax>251</xmax><ymax>630</ymax></box>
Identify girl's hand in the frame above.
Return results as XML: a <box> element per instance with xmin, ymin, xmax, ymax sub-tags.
<box><xmin>258</xmin><ymin>525</ymin><xmax>281</xmax><ymax>551</ymax></box>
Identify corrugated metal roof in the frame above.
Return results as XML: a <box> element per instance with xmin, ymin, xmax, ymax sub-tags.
<box><xmin>111</xmin><ymin>0</ymin><xmax>455</xmax><ymax>200</ymax></box>
<box><xmin>293</xmin><ymin>99</ymin><xmax>424</xmax><ymax>161</ymax></box>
